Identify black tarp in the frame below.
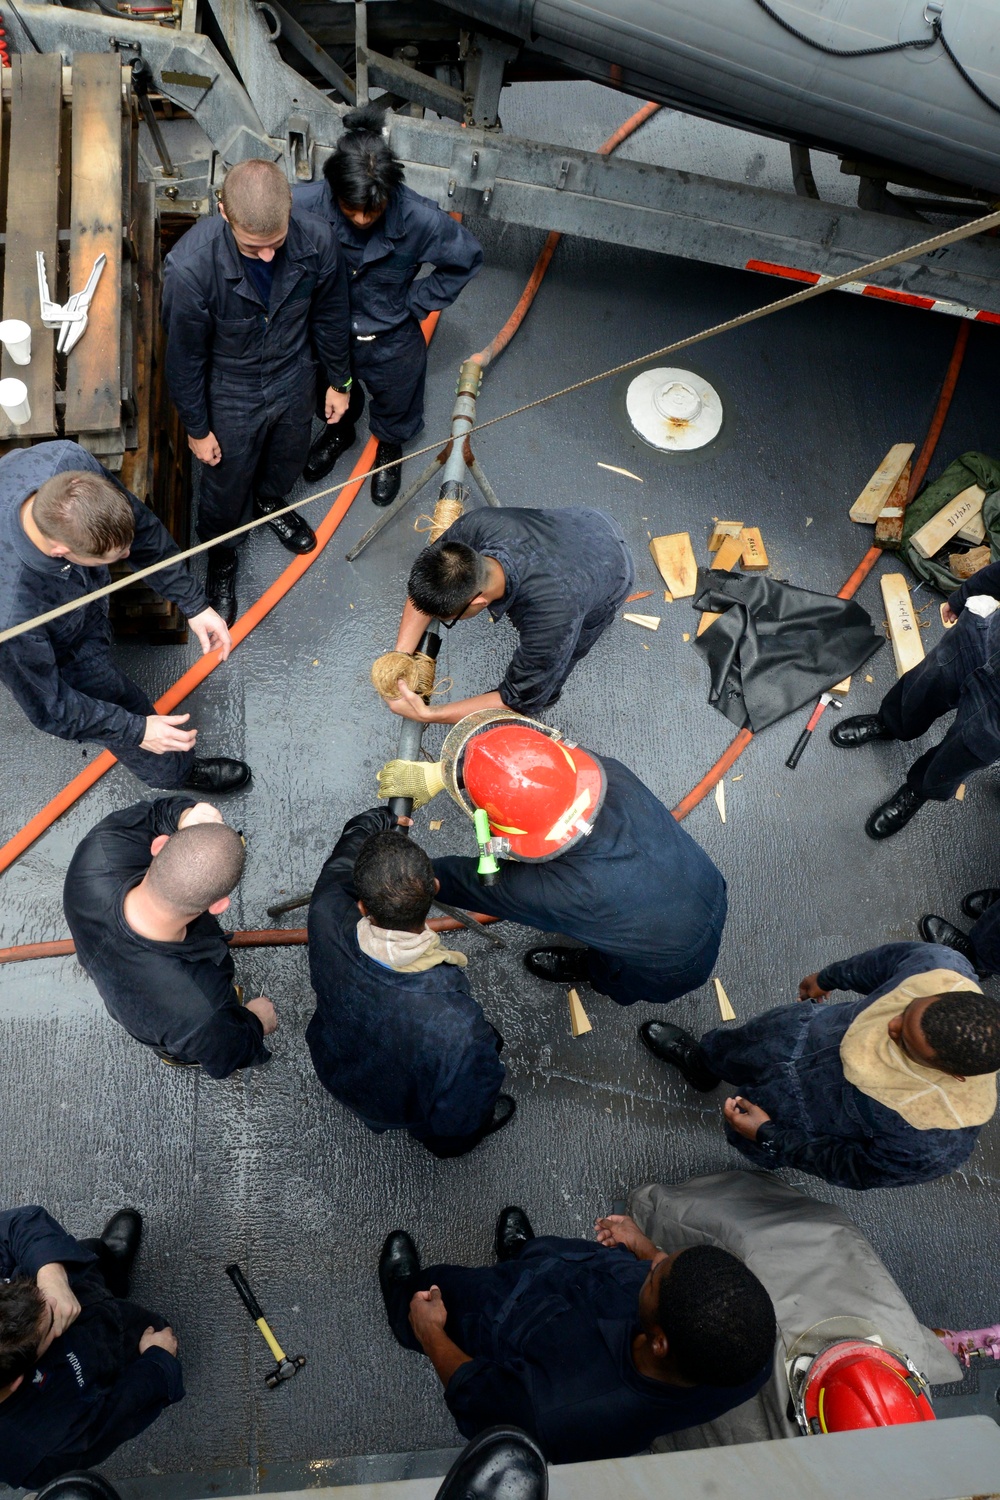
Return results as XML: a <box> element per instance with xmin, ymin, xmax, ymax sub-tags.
<box><xmin>692</xmin><ymin>571</ymin><xmax>884</xmax><ymax>732</ymax></box>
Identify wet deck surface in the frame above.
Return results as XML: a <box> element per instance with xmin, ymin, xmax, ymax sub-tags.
<box><xmin>1</xmin><ymin>84</ymin><xmax>998</xmax><ymax>1492</ymax></box>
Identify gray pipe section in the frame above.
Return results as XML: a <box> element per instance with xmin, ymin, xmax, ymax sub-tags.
<box><xmin>458</xmin><ymin>0</ymin><xmax>1000</xmax><ymax>195</ymax></box>
<box><xmin>388</xmin><ymin>362</ymin><xmax>482</xmax><ymax>821</ymax></box>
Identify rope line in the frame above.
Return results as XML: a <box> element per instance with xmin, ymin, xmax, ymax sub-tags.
<box><xmin>3</xmin><ymin>202</ymin><xmax>1000</xmax><ymax>649</ymax></box>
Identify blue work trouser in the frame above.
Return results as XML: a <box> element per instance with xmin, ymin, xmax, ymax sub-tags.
<box><xmin>62</xmin><ymin>632</ymin><xmax>195</xmax><ymax>788</ymax></box>
<box><xmin>348</xmin><ymin>319</ymin><xmax>428</xmax><ymax>444</ymax></box>
<box><xmin>879</xmin><ymin>609</ymin><xmax>1000</xmax><ymax>799</ymax></box>
<box><xmin>970</xmin><ymin>900</ymin><xmax>1000</xmax><ymax>973</ymax></box>
<box><xmin>196</xmin><ymin>385</ymin><xmax>313</xmax><ymax>545</ymax></box>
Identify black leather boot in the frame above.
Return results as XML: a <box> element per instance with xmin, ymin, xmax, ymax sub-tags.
<box><xmin>182</xmin><ymin>758</ymin><xmax>252</xmax><ymax>794</ymax></box>
<box><xmin>255</xmin><ymin>495</ymin><xmax>317</xmax><ymax>554</ymax></box>
<box><xmin>99</xmin><ymin>1208</ymin><xmax>143</xmax><ymax>1297</ymax></box>
<box><xmin>35</xmin><ymin>1474</ymin><xmax>124</xmax><ymax>1500</ymax></box>
<box><xmin>963</xmin><ymin>888</ymin><xmax>1000</xmax><ymax>921</ymax></box>
<box><xmin>918</xmin><ymin>914</ymin><xmax>978</xmax><ymax>967</ymax></box>
<box><xmin>205</xmin><ymin>546</ymin><xmax>238</xmax><ymax>627</ymax></box>
<box><xmin>524</xmin><ymin>947</ymin><xmax>591</xmax><ymax>984</ymax></box>
<box><xmin>303</xmin><ymin>423</ymin><xmax>357</xmax><ymax>482</ymax></box>
<box><xmin>495</xmin><ymin>1206</ymin><xmax>535</xmax><ymax>1263</ymax></box>
<box><xmin>371</xmin><ymin>441</ymin><xmax>403</xmax><ymax>506</ymax></box>
<box><xmin>865</xmin><ymin>784</ymin><xmax>926</xmax><ymax>839</ymax></box>
<box><xmin>434</xmin><ymin>1428</ymin><xmax>547</xmax><ymax>1500</ymax></box>
<box><xmin>482</xmin><ymin>1094</ymin><xmax>517</xmax><ymax>1139</ymax></box>
<box><xmin>830</xmin><ymin>713</ymin><xmax>893</xmax><ymax>748</ymax></box>
<box><xmin>639</xmin><ymin>1021</ymin><xmax>721</xmax><ymax>1092</ymax></box>
<box><xmin>379</xmin><ymin>1230</ymin><xmax>420</xmax><ymax>1345</ymax></box>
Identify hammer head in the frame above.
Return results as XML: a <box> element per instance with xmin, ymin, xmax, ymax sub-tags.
<box><xmin>264</xmin><ymin>1353</ymin><xmax>306</xmax><ymax>1388</ymax></box>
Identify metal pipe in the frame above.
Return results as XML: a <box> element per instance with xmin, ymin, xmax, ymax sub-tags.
<box><xmin>388</xmin><ymin>622</ymin><xmax>441</xmax><ymax>821</ymax></box>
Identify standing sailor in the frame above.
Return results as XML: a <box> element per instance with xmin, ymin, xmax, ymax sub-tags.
<box><xmin>294</xmin><ymin>103</ymin><xmax>483</xmax><ymax>505</ymax></box>
<box><xmin>163</xmin><ymin>159</ymin><xmax>352</xmax><ymax>623</ymax></box>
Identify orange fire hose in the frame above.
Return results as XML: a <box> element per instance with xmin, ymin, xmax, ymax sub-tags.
<box><xmin>471</xmin><ymin>102</ymin><xmax>662</xmax><ymax>369</ymax></box>
<box><xmin>672</xmin><ymin>320</ymin><xmax>971</xmax><ymax>821</ymax></box>
<box><xmin>0</xmin><ymin>312</ymin><xmax>441</xmax><ymax>878</ymax></box>
<box><xmin>0</xmin><ymin>911</ymin><xmax>496</xmax><ymax>965</ymax></box>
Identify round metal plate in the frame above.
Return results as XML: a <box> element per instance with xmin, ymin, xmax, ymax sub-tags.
<box><xmin>625</xmin><ymin>366</ymin><xmax>724</xmax><ymax>451</ymax></box>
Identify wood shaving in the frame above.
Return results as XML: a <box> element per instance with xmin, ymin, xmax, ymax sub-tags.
<box><xmin>597</xmin><ymin>462</ymin><xmax>643</xmax><ymax>481</ymax></box>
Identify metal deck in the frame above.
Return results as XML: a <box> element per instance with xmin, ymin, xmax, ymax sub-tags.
<box><xmin>1</xmin><ymin>83</ymin><xmax>998</xmax><ymax>1494</ymax></box>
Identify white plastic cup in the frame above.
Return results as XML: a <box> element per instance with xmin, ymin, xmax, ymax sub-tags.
<box><xmin>0</xmin><ymin>377</ymin><xmax>31</xmax><ymax>424</ymax></box>
<box><xmin>0</xmin><ymin>319</ymin><xmax>31</xmax><ymax>365</ymax></box>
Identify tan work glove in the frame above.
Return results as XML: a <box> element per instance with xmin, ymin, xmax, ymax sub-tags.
<box><xmin>377</xmin><ymin>758</ymin><xmax>446</xmax><ymax>810</ymax></box>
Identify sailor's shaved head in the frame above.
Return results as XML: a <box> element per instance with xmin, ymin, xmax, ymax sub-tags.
<box><xmin>147</xmin><ymin>823</ymin><xmax>245</xmax><ymax>915</ymax></box>
<box><xmin>220</xmin><ymin>159</ymin><xmax>291</xmax><ymax>237</ymax></box>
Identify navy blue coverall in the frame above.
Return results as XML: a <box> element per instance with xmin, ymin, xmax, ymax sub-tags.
<box><xmin>306</xmin><ymin>808</ymin><xmax>505</xmax><ymax>1156</ymax></box>
<box><xmin>700</xmin><ymin>942</ymin><xmax>985</xmax><ymax>1190</ymax></box>
<box><xmin>875</xmin><ymin>562</ymin><xmax>1000</xmax><ymax>799</ymax></box>
<box><xmin>434</xmin><ymin>756</ymin><xmax>726</xmax><ymax>1007</ymax></box>
<box><xmin>64</xmin><ymin>798</ymin><xmax>270</xmax><ymax>1076</ymax></box>
<box><xmin>385</xmin><ymin>1237</ymin><xmax>769</xmax><ymax>1463</ymax></box>
<box><xmin>429</xmin><ymin>506</ymin><xmax>636</xmax><ymax>714</ymax></box>
<box><xmin>0</xmin><ymin>1206</ymin><xmax>182</xmax><ymax>1488</ymax></box>
<box><xmin>0</xmin><ymin>441</ymin><xmax>206</xmax><ymax>786</ymax></box>
<box><xmin>162</xmin><ymin>210</ymin><xmax>351</xmax><ymax>543</ymax></box>
<box><xmin>292</xmin><ymin>182</ymin><xmax>482</xmax><ymax>442</ymax></box>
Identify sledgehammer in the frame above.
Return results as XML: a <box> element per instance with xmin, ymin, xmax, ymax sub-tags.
<box><xmin>225</xmin><ymin>1263</ymin><xmax>306</xmax><ymax>1388</ymax></box>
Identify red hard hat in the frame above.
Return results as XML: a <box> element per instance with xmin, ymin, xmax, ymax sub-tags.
<box><xmin>801</xmin><ymin>1340</ymin><xmax>936</xmax><ymax>1434</ymax></box>
<box><xmin>462</xmin><ymin>722</ymin><xmax>606</xmax><ymax>860</ymax></box>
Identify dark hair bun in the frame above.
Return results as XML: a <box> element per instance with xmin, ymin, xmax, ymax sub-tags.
<box><xmin>343</xmin><ymin>102</ymin><xmax>388</xmax><ymax>134</ymax></box>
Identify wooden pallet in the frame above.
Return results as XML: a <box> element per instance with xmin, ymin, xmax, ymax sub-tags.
<box><xmin>0</xmin><ymin>59</ymin><xmax>195</xmax><ymax>642</ymax></box>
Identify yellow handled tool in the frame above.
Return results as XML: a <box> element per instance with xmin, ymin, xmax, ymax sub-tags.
<box><xmin>225</xmin><ymin>1262</ymin><xmax>306</xmax><ymax>1388</ymax></box>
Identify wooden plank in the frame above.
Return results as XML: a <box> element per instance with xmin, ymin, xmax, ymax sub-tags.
<box><xmin>881</xmin><ymin>572</ymin><xmax>925</xmax><ymax>677</ymax></box>
<box><xmin>567</xmin><ymin>988</ymin><xmax>592</xmax><ymax>1038</ymax></box>
<box><xmin>711</xmin><ymin>533</ymin><xmax>744</xmax><ymax>571</ymax></box>
<box><xmin>714</xmin><ymin>977</ymin><xmax>736</xmax><ymax>1022</ymax></box>
<box><xmin>910</xmin><ymin>484</ymin><xmax>986</xmax><ymax>559</ymax></box>
<box><xmin>709</xmin><ymin>519</ymin><xmax>743</xmax><ymax>552</ymax></box>
<box><xmin>849</xmin><ymin>443</ymin><xmax>915</xmax><ymax>523</ymax></box>
<box><xmin>873</xmin><ymin>461</ymin><xmax>912</xmax><ymax>549</ymax></box>
<box><xmin>740</xmin><ymin>526</ymin><xmax>768</xmax><ymax>570</ymax></box>
<box><xmin>0</xmin><ymin>54</ymin><xmax>62</xmax><ymax>438</ymax></box>
<box><xmin>649</xmin><ymin>532</ymin><xmax>697</xmax><ymax>597</ymax></box>
<box><xmin>65</xmin><ymin>53</ymin><xmax>123</xmax><ymax>435</ymax></box>
<box><xmin>957</xmin><ymin>510</ymin><xmax>987</xmax><ymax>545</ymax></box>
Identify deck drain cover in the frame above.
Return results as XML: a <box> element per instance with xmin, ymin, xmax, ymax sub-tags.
<box><xmin>626</xmin><ymin>367</ymin><xmax>723</xmax><ymax>451</ymax></box>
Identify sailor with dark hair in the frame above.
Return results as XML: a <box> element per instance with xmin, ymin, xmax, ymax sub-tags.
<box><xmin>377</xmin><ymin>1205</ymin><xmax>774</xmax><ymax>1463</ymax></box>
<box><xmin>306</xmin><ymin>808</ymin><xmax>515</xmax><ymax>1157</ymax></box>
<box><xmin>293</xmin><ymin>103</ymin><xmax>483</xmax><ymax>505</ymax></box>
<box><xmin>639</xmin><ymin>941</ymin><xmax>1000</xmax><ymax>1190</ymax></box>
<box><xmin>386</xmin><ymin>505</ymin><xmax>636</xmax><ymax>724</ymax></box>
<box><xmin>0</xmin><ymin>439</ymin><xmax>248</xmax><ymax>793</ymax></box>
<box><xmin>0</xmin><ymin>1205</ymin><xmax>182</xmax><ymax>1488</ymax></box>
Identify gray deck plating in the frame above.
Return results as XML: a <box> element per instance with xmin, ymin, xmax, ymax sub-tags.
<box><xmin>1</xmin><ymin>84</ymin><xmax>998</xmax><ymax>1489</ymax></box>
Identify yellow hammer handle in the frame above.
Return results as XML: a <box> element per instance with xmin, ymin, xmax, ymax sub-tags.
<box><xmin>256</xmin><ymin>1316</ymin><xmax>286</xmax><ymax>1363</ymax></box>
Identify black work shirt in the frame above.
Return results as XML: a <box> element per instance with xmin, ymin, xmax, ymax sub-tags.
<box><xmin>432</xmin><ymin>506</ymin><xmax>635</xmax><ymax>714</ymax></box>
<box><xmin>292</xmin><ymin>182</ymin><xmax>483</xmax><ymax>335</ymax></box>
<box><xmin>240</xmin><ymin>251</ymin><xmax>277</xmax><ymax>307</ymax></box>
<box><xmin>0</xmin><ymin>1206</ymin><xmax>183</xmax><ymax>1488</ymax></box>
<box><xmin>0</xmin><ymin>442</ymin><xmax>207</xmax><ymax>749</ymax></box>
<box><xmin>63</xmin><ymin>798</ymin><xmax>269</xmax><ymax>1077</ymax></box>
<box><xmin>427</xmin><ymin>1238</ymin><xmax>768</xmax><ymax>1463</ymax></box>
<box><xmin>162</xmin><ymin>210</ymin><xmax>351</xmax><ymax>439</ymax></box>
